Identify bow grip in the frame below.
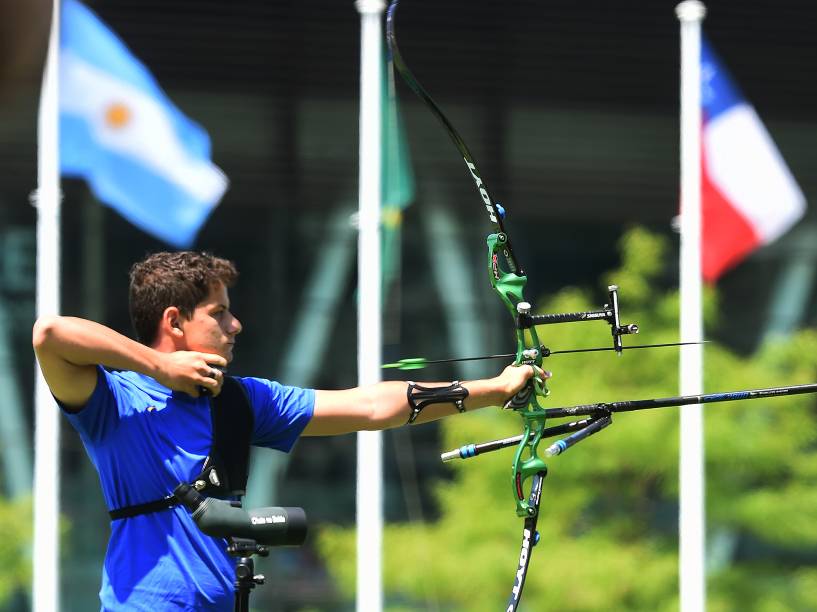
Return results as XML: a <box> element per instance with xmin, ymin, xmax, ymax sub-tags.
<box><xmin>511</xmin><ymin>410</ymin><xmax>548</xmax><ymax>517</ymax></box>
<box><xmin>504</xmin><ymin>366</ymin><xmax>549</xmax><ymax>410</ymax></box>
<box><xmin>513</xmin><ymin>445</ymin><xmax>548</xmax><ymax>517</ymax></box>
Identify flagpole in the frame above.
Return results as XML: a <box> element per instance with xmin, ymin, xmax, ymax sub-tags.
<box><xmin>676</xmin><ymin>3</ymin><xmax>707</xmax><ymax>612</ymax></box>
<box><xmin>355</xmin><ymin>1</ymin><xmax>385</xmax><ymax>611</ymax></box>
<box><xmin>33</xmin><ymin>0</ymin><xmax>62</xmax><ymax>610</ymax></box>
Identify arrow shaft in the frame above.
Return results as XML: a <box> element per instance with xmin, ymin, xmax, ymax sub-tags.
<box><xmin>385</xmin><ymin>341</ymin><xmax>707</xmax><ymax>370</ymax></box>
<box><xmin>545</xmin><ymin>382</ymin><xmax>817</xmax><ymax>418</ymax></box>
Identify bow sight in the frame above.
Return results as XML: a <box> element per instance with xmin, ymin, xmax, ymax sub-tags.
<box><xmin>515</xmin><ymin>285</ymin><xmax>638</xmax><ymax>353</ymax></box>
<box><xmin>506</xmin><ymin>283</ymin><xmax>639</xmax><ymax>393</ymax></box>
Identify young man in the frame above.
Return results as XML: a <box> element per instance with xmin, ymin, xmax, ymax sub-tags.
<box><xmin>32</xmin><ymin>251</ymin><xmax>545</xmax><ymax>611</ymax></box>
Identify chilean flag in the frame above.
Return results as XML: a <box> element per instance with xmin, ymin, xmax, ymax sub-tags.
<box><xmin>700</xmin><ymin>36</ymin><xmax>805</xmax><ymax>282</ymax></box>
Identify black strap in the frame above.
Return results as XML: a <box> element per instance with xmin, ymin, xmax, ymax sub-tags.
<box><xmin>109</xmin><ymin>495</ymin><xmax>178</xmax><ymax>521</ymax></box>
<box><xmin>206</xmin><ymin>376</ymin><xmax>254</xmax><ymax>497</ymax></box>
<box><xmin>108</xmin><ymin>376</ymin><xmax>255</xmax><ymax>521</ymax></box>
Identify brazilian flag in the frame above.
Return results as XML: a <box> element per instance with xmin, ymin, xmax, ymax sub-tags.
<box><xmin>381</xmin><ymin>50</ymin><xmax>415</xmax><ymax>301</ymax></box>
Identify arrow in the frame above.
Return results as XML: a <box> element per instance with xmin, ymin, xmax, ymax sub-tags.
<box><xmin>382</xmin><ymin>341</ymin><xmax>708</xmax><ymax>371</ymax></box>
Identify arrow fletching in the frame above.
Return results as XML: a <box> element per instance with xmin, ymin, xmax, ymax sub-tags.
<box><xmin>382</xmin><ymin>358</ymin><xmax>431</xmax><ymax>370</ymax></box>
<box><xmin>382</xmin><ymin>352</ymin><xmax>520</xmax><ymax>371</ymax></box>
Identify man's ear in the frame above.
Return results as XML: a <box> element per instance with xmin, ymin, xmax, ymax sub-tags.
<box><xmin>162</xmin><ymin>306</ymin><xmax>185</xmax><ymax>338</ymax></box>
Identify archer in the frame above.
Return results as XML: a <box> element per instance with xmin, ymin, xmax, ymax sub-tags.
<box><xmin>32</xmin><ymin>250</ymin><xmax>546</xmax><ymax>611</ymax></box>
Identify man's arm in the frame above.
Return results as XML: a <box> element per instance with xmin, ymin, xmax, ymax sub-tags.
<box><xmin>32</xmin><ymin>316</ymin><xmax>227</xmax><ymax>410</ymax></box>
<box><xmin>303</xmin><ymin>365</ymin><xmax>546</xmax><ymax>436</ymax></box>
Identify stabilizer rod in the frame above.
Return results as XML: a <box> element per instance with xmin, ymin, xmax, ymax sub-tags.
<box><xmin>442</xmin><ymin>382</ymin><xmax>817</xmax><ymax>462</ymax></box>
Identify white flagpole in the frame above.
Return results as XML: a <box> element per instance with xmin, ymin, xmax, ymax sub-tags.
<box><xmin>33</xmin><ymin>0</ymin><xmax>62</xmax><ymax>610</ymax></box>
<box><xmin>355</xmin><ymin>1</ymin><xmax>385</xmax><ymax>611</ymax></box>
<box><xmin>676</xmin><ymin>3</ymin><xmax>707</xmax><ymax>611</ymax></box>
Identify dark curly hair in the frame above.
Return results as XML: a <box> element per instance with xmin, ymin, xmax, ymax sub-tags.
<box><xmin>129</xmin><ymin>251</ymin><xmax>239</xmax><ymax>345</ymax></box>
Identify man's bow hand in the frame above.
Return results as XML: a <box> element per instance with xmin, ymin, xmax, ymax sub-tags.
<box><xmin>494</xmin><ymin>364</ymin><xmax>550</xmax><ymax>408</ymax></box>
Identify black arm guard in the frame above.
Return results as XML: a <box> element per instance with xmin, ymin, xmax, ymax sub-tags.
<box><xmin>406</xmin><ymin>381</ymin><xmax>469</xmax><ymax>424</ymax></box>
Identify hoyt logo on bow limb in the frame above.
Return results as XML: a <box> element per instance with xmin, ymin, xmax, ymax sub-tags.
<box><xmin>465</xmin><ymin>159</ymin><xmax>497</xmax><ymax>223</ymax></box>
<box><xmin>508</xmin><ymin>527</ymin><xmax>532</xmax><ymax>611</ymax></box>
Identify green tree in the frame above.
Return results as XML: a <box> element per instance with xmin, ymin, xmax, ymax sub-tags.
<box><xmin>318</xmin><ymin>228</ymin><xmax>817</xmax><ymax>611</ymax></box>
<box><xmin>0</xmin><ymin>496</ymin><xmax>31</xmax><ymax>606</ymax></box>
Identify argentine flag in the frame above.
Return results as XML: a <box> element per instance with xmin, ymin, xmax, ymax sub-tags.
<box><xmin>60</xmin><ymin>0</ymin><xmax>228</xmax><ymax>248</ymax></box>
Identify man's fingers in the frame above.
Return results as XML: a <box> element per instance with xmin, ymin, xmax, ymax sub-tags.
<box><xmin>198</xmin><ymin>367</ymin><xmax>223</xmax><ymax>398</ymax></box>
<box><xmin>196</xmin><ymin>379</ymin><xmax>221</xmax><ymax>398</ymax></box>
<box><xmin>534</xmin><ymin>366</ymin><xmax>551</xmax><ymax>380</ymax></box>
<box><xmin>195</xmin><ymin>360</ymin><xmax>224</xmax><ymax>380</ymax></box>
<box><xmin>163</xmin><ymin>351</ymin><xmax>227</xmax><ymax>398</ymax></box>
<box><xmin>203</xmin><ymin>353</ymin><xmax>228</xmax><ymax>369</ymax></box>
<box><xmin>525</xmin><ymin>365</ymin><xmax>550</xmax><ymax>380</ymax></box>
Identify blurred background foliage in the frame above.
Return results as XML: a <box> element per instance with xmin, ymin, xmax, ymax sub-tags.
<box><xmin>317</xmin><ymin>229</ymin><xmax>817</xmax><ymax>611</ymax></box>
<box><xmin>0</xmin><ymin>497</ymin><xmax>31</xmax><ymax>608</ymax></box>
